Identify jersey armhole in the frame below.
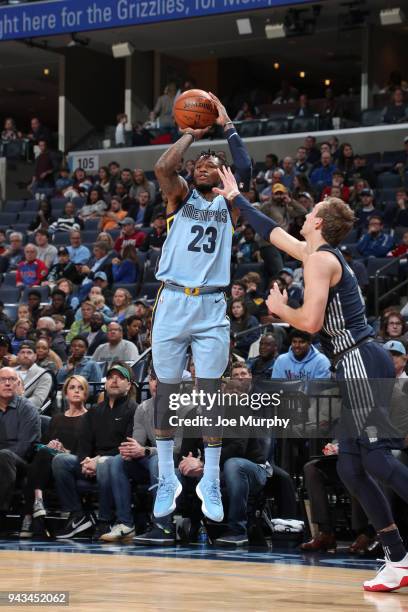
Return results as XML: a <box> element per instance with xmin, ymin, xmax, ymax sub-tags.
<box><xmin>316</xmin><ymin>244</ymin><xmax>344</xmax><ymax>290</ymax></box>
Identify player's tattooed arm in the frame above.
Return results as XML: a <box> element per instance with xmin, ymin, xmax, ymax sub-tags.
<box><xmin>155</xmin><ymin>127</ymin><xmax>209</xmax><ymax>214</ymax></box>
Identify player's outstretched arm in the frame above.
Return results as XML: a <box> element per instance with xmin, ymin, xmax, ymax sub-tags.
<box><xmin>213</xmin><ymin>166</ymin><xmax>307</xmax><ymax>262</ymax></box>
<box><xmin>154</xmin><ymin>127</ymin><xmax>208</xmax><ymax>214</ymax></box>
<box><xmin>208</xmin><ymin>92</ymin><xmax>251</xmax><ymax>190</ymax></box>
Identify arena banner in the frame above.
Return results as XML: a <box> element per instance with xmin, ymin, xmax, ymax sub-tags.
<box><xmin>0</xmin><ymin>0</ymin><xmax>317</xmax><ymax>42</ymax></box>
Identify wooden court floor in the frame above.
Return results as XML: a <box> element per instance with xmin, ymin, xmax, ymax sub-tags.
<box><xmin>1</xmin><ymin>549</ymin><xmax>408</xmax><ymax>611</ymax></box>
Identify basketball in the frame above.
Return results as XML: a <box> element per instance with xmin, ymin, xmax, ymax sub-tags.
<box><xmin>173</xmin><ymin>89</ymin><xmax>218</xmax><ymax>129</ymax></box>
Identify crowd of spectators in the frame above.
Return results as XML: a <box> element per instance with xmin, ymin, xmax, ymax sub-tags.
<box><xmin>0</xmin><ymin>125</ymin><xmax>407</xmax><ymax>551</ymax></box>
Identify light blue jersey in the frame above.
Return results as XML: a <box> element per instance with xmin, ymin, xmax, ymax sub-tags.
<box><xmin>156</xmin><ymin>189</ymin><xmax>233</xmax><ymax>288</ymax></box>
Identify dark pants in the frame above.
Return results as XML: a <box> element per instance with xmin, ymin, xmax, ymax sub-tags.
<box><xmin>23</xmin><ymin>448</ymin><xmax>55</xmax><ymax>514</ymax></box>
<box><xmin>0</xmin><ymin>449</ymin><xmax>27</xmax><ymax>512</ymax></box>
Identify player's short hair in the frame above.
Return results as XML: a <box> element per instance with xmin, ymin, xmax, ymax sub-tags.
<box><xmin>195</xmin><ymin>150</ymin><xmax>226</xmax><ymax>168</ymax></box>
<box><xmin>316</xmin><ymin>197</ymin><xmax>355</xmax><ymax>246</ymax></box>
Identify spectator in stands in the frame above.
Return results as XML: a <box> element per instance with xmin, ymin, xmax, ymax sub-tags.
<box><xmin>321</xmin><ymin>170</ymin><xmax>350</xmax><ymax>202</ymax></box>
<box><xmin>272</xmin><ymin>330</ymin><xmax>331</xmax><ymax>380</ymax></box>
<box><xmin>130</xmin><ymin>168</ymin><xmax>156</xmax><ymax>203</ymax></box>
<box><xmin>279</xmin><ymin>268</ymin><xmax>304</xmax><ymax>305</ymax></box>
<box><xmin>108</xmin><ymin>161</ymin><xmax>121</xmax><ymax>194</ymax></box>
<box><xmin>114</xmin><ymin>218</ymin><xmax>146</xmax><ymax>254</ymax></box>
<box><xmin>357</xmin><ymin>215</ymin><xmax>394</xmax><ymax>257</ymax></box>
<box><xmin>98</xmin><ymin>196</ymin><xmax>126</xmax><ymax>231</ymax></box>
<box><xmin>386</xmin><ymin>189</ymin><xmax>408</xmax><ymax>229</ymax></box>
<box><xmin>0</xmin><ymin>367</ymin><xmax>40</xmax><ymax>530</ymax></box>
<box><xmin>377</xmin><ymin>310</ymin><xmax>408</xmax><ymax>345</ymax></box>
<box><xmin>2</xmin><ymin>232</ymin><xmax>24</xmax><ymax>271</ymax></box>
<box><xmin>112</xmin><ymin>246</ymin><xmax>140</xmax><ymax>285</ymax></box>
<box><xmin>55</xmin><ymin>278</ymin><xmax>78</xmax><ymax>311</ymax></box>
<box><xmin>17</xmin><ymin>304</ymin><xmax>31</xmax><ymax>322</ymax></box>
<box><xmin>36</xmin><ymin>316</ymin><xmax>67</xmax><ymax>362</ymax></box>
<box><xmin>63</xmin><ymin>168</ymin><xmax>92</xmax><ymax>201</ymax></box>
<box><xmin>16</xmin><ymin>244</ymin><xmax>48</xmax><ymax>288</ymax></box>
<box><xmin>0</xmin><ymin>305</ymin><xmax>12</xmax><ymax>335</ymax></box>
<box><xmin>94</xmin><ymin>166</ymin><xmax>111</xmax><ymax>194</ymax></box>
<box><xmin>247</xmin><ymin>334</ymin><xmax>277</xmax><ymax>380</ymax></box>
<box><xmin>10</xmin><ymin>320</ymin><xmax>33</xmax><ymax>355</ymax></box>
<box><xmin>1</xmin><ymin>117</ymin><xmax>21</xmax><ymax>141</ymax></box>
<box><xmin>14</xmin><ymin>340</ymin><xmax>53</xmax><ymax>411</ymax></box>
<box><xmin>34</xmin><ymin>229</ymin><xmax>57</xmax><ymax>269</ymax></box>
<box><xmin>53</xmin><ymin>362</ymin><xmax>136</xmax><ymax>539</ymax></box>
<box><xmin>255</xmin><ymin>154</ymin><xmax>278</xmax><ymax>189</ymax></box>
<box><xmin>241</xmin><ymin>272</ymin><xmax>266</xmax><ymax>319</ymax></box>
<box><xmin>139</xmin><ymin>213</ymin><xmax>167</xmax><ymax>252</ymax></box>
<box><xmin>78</xmin><ymin>241</ymin><xmax>114</xmax><ymax>292</ymax></box>
<box><xmin>65</xmin><ymin>230</ymin><xmax>91</xmax><ymax>265</ymax></box>
<box><xmin>259</xmin><ymin>168</ymin><xmax>285</xmax><ymax>201</ymax></box>
<box><xmin>393</xmin><ymin>136</ymin><xmax>408</xmax><ymax>175</ymax></box>
<box><xmin>0</xmin><ymin>230</ymin><xmax>6</xmax><ymax>257</ymax></box>
<box><xmin>115</xmin><ymin>113</ymin><xmax>131</xmax><ymax>147</ymax></box>
<box><xmin>111</xmin><ymin>288</ymin><xmax>136</xmax><ymax>323</ymax></box>
<box><xmin>355</xmin><ymin>189</ymin><xmax>381</xmax><ymax>231</ymax></box>
<box><xmin>113</xmin><ymin>182</ymin><xmax>138</xmax><ymax>217</ymax></box>
<box><xmin>339</xmin><ymin>246</ymin><xmax>368</xmax><ymax>292</ymax></box>
<box><xmin>133</xmin><ymin>190</ymin><xmax>152</xmax><ymax>227</ymax></box>
<box><xmin>273</xmin><ymin>80</ymin><xmax>298</xmax><ymax>104</ymax></box>
<box><xmin>336</xmin><ymin>143</ymin><xmax>355</xmax><ymax>182</ymax></box>
<box><xmin>228</xmin><ymin>298</ymin><xmax>260</xmax><ymax>359</ymax></box>
<box><xmin>93</xmin><ymin>271</ymin><xmax>114</xmax><ymax>307</ymax></box>
<box><xmin>35</xmin><ymin>337</ymin><xmax>62</xmax><ymax>374</ymax></box>
<box><xmin>29</xmin><ymin>140</ymin><xmax>57</xmax><ymax>195</ymax></box>
<box><xmin>55</xmin><ymin>166</ymin><xmax>73</xmax><ymax>194</ymax></box>
<box><xmin>296</xmin><ymin>191</ymin><xmax>314</xmax><ymax>212</ymax></box>
<box><xmin>93</xmin><ymin>321</ymin><xmax>139</xmax><ymax>363</ymax></box>
<box><xmin>49</xmin><ymin>202</ymin><xmax>83</xmax><ymax>235</ymax></box>
<box><xmin>28</xmin><ymin>200</ymin><xmax>54</xmax><ymax>234</ymax></box>
<box><xmin>123</xmin><ymin>316</ymin><xmax>147</xmax><ymax>354</ymax></box>
<box><xmin>228</xmin><ymin>280</ymin><xmax>246</xmax><ymax>308</ymax></box>
<box><xmin>78</xmin><ymin>187</ymin><xmax>107</xmax><ymax>221</ymax></box>
<box><xmin>27</xmin><ymin>117</ymin><xmax>51</xmax><ymax>146</ymax></box>
<box><xmin>150</xmin><ymin>82</ymin><xmax>177</xmax><ymax>128</ymax></box>
<box><xmin>44</xmin><ymin>247</ymin><xmax>81</xmax><ymax>287</ymax></box>
<box><xmin>304</xmin><ymin>135</ymin><xmax>320</xmax><ymax>165</ymax></box>
<box><xmin>384</xmin><ymin>340</ymin><xmax>408</xmax><ymax>379</ymax></box>
<box><xmin>310</xmin><ymin>151</ymin><xmax>335</xmax><ymax>191</ymax></box>
<box><xmin>0</xmin><ymin>335</ymin><xmax>16</xmax><ymax>368</ymax></box>
<box><xmin>321</xmin><ymin>88</ymin><xmax>339</xmax><ymax>123</ymax></box>
<box><xmin>389</xmin><ymin>230</ymin><xmax>408</xmax><ymax>258</ymax></box>
<box><xmin>351</xmin><ymin>155</ymin><xmax>376</xmax><ymax>187</ymax></box>
<box><xmin>233</xmin><ymin>101</ymin><xmax>258</xmax><ymax>121</ymax></box>
<box><xmin>119</xmin><ymin>168</ymin><xmax>134</xmax><ymax>192</ymax></box>
<box><xmin>57</xmin><ymin>336</ymin><xmax>102</xmax><ymax>384</ymax></box>
<box><xmin>19</xmin><ymin>374</ymin><xmax>88</xmax><ymax>538</ymax></box>
<box><xmin>294</xmin><ymin>147</ymin><xmax>312</xmax><ymax>176</ymax></box>
<box><xmin>382</xmin><ymin>88</ymin><xmax>408</xmax><ymax>124</ymax></box>
<box><xmin>66</xmin><ymin>301</ymin><xmax>95</xmax><ymax>344</ymax></box>
<box><xmin>40</xmin><ymin>289</ymin><xmax>75</xmax><ymax>328</ymax></box>
<box><xmin>294</xmin><ymin>94</ymin><xmax>313</xmax><ymax>118</ymax></box>
<box><xmin>236</xmin><ymin>226</ymin><xmax>261</xmax><ymax>264</ymax></box>
<box><xmin>27</xmin><ymin>289</ymin><xmax>42</xmax><ymax>325</ymax></box>
<box><xmin>281</xmin><ymin>156</ymin><xmax>296</xmax><ymax>191</ymax></box>
<box><xmin>261</xmin><ymin>184</ymin><xmax>307</xmax><ymax>233</ymax></box>
<box><xmin>85</xmin><ymin>312</ymin><xmax>107</xmax><ymax>356</ymax></box>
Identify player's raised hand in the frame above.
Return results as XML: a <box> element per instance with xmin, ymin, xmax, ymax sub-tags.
<box><xmin>180</xmin><ymin>126</ymin><xmax>210</xmax><ymax>140</ymax></box>
<box><xmin>207</xmin><ymin>92</ymin><xmax>231</xmax><ymax>127</ymax></box>
<box><xmin>213</xmin><ymin>166</ymin><xmax>240</xmax><ymax>200</ymax></box>
<box><xmin>266</xmin><ymin>282</ymin><xmax>288</xmax><ymax>317</ymax></box>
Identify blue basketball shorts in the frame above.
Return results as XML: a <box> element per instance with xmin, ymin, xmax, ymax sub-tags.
<box><xmin>152</xmin><ymin>286</ymin><xmax>230</xmax><ymax>383</ymax></box>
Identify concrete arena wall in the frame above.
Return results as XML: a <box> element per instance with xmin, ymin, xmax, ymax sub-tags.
<box><xmin>68</xmin><ymin>123</ymin><xmax>408</xmax><ymax>171</ymax></box>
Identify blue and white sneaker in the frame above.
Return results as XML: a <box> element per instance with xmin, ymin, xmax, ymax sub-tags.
<box><xmin>153</xmin><ymin>474</ymin><xmax>182</xmax><ymax>518</ymax></box>
<box><xmin>196</xmin><ymin>478</ymin><xmax>224</xmax><ymax>522</ymax></box>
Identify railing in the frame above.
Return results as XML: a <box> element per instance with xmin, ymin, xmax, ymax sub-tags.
<box><xmin>374</xmin><ymin>253</ymin><xmax>408</xmax><ymax>317</ymax></box>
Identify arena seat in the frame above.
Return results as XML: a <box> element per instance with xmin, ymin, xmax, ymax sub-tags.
<box><xmin>377</xmin><ymin>172</ymin><xmax>402</xmax><ymax>189</ymax></box>
<box><xmin>18</xmin><ymin>211</ymin><xmax>36</xmax><ymax>224</ymax></box>
<box><xmin>137</xmin><ymin>282</ymin><xmax>161</xmax><ymax>299</ymax></box>
<box><xmin>234</xmin><ymin>262</ymin><xmax>265</xmax><ymax>279</ymax></box>
<box><xmin>361</xmin><ymin>108</ymin><xmax>383</xmax><ymax>126</ymax></box>
<box><xmin>0</xmin><ymin>212</ymin><xmax>18</xmax><ymax>226</ymax></box>
<box><xmin>366</xmin><ymin>257</ymin><xmax>400</xmax><ymax>277</ymax></box>
<box><xmin>24</xmin><ymin>200</ymin><xmax>40</xmax><ymax>212</ymax></box>
<box><xmin>53</xmin><ymin>233</ymin><xmax>71</xmax><ymax>245</ymax></box>
<box><xmin>21</xmin><ymin>285</ymin><xmax>50</xmax><ymax>303</ymax></box>
<box><xmin>2</xmin><ymin>272</ymin><xmax>17</xmax><ymax>285</ymax></box>
<box><xmin>382</xmin><ymin>150</ymin><xmax>404</xmax><ymax>164</ymax></box>
<box><xmin>3</xmin><ymin>200</ymin><xmax>25</xmax><ymax>213</ymax></box>
<box><xmin>1</xmin><ymin>287</ymin><xmax>21</xmax><ymax>302</ymax></box>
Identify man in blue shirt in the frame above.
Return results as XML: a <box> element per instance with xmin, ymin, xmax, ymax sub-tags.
<box><xmin>67</xmin><ymin>230</ymin><xmax>91</xmax><ymax>265</ymax></box>
<box><xmin>247</xmin><ymin>334</ymin><xmax>277</xmax><ymax>380</ymax></box>
<box><xmin>271</xmin><ymin>329</ymin><xmax>331</xmax><ymax>380</ymax></box>
<box><xmin>57</xmin><ymin>336</ymin><xmax>102</xmax><ymax>384</ymax></box>
<box><xmin>310</xmin><ymin>151</ymin><xmax>335</xmax><ymax>191</ymax></box>
<box><xmin>357</xmin><ymin>215</ymin><xmax>394</xmax><ymax>258</ymax></box>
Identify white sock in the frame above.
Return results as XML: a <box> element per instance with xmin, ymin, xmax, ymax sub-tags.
<box><xmin>203</xmin><ymin>446</ymin><xmax>221</xmax><ymax>481</ymax></box>
<box><xmin>156</xmin><ymin>440</ymin><xmax>175</xmax><ymax>478</ymax></box>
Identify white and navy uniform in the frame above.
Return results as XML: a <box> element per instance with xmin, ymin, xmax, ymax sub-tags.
<box><xmin>152</xmin><ymin>189</ymin><xmax>233</xmax><ymax>383</ymax></box>
<box><xmin>318</xmin><ymin>244</ymin><xmax>398</xmax><ymax>450</ymax></box>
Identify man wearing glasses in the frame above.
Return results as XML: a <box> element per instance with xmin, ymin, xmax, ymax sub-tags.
<box><xmin>0</xmin><ymin>368</ymin><xmax>40</xmax><ymax>533</ymax></box>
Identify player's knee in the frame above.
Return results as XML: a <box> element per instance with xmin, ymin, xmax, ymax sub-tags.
<box><xmin>362</xmin><ymin>449</ymin><xmax>394</xmax><ymax>483</ymax></box>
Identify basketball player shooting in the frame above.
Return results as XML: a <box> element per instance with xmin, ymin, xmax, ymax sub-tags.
<box><xmin>214</xmin><ymin>165</ymin><xmax>408</xmax><ymax>592</ymax></box>
<box><xmin>151</xmin><ymin>94</ymin><xmax>251</xmax><ymax>523</ymax></box>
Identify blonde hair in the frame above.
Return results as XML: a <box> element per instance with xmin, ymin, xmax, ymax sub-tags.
<box><xmin>316</xmin><ymin>197</ymin><xmax>355</xmax><ymax>246</ymax></box>
<box><xmin>62</xmin><ymin>374</ymin><xmax>89</xmax><ymax>398</ymax></box>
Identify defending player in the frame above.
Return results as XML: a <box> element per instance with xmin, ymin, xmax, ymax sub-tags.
<box><xmin>214</xmin><ymin>165</ymin><xmax>408</xmax><ymax>592</ymax></box>
<box><xmin>152</xmin><ymin>95</ymin><xmax>251</xmax><ymax>522</ymax></box>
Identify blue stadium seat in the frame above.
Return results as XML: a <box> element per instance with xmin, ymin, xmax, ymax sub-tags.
<box><xmin>137</xmin><ymin>282</ymin><xmax>161</xmax><ymax>299</ymax></box>
<box><xmin>24</xmin><ymin>200</ymin><xmax>40</xmax><ymax>212</ymax></box>
<box><xmin>72</xmin><ymin>197</ymin><xmax>86</xmax><ymax>207</ymax></box>
<box><xmin>50</xmin><ymin>197</ymin><xmax>68</xmax><ymax>207</ymax></box>
<box><xmin>21</xmin><ymin>286</ymin><xmax>50</xmax><ymax>303</ymax></box>
<box><xmin>376</xmin><ymin>188</ymin><xmax>398</xmax><ymax>204</ymax></box>
<box><xmin>364</xmin><ymin>152</ymin><xmax>381</xmax><ymax>165</ymax></box>
<box><xmin>18</xmin><ymin>211</ymin><xmax>36</xmax><ymax>224</ymax></box>
<box><xmin>382</xmin><ymin>150</ymin><xmax>403</xmax><ymax>164</ymax></box>
<box><xmin>3</xmin><ymin>200</ymin><xmax>24</xmax><ymax>213</ymax></box>
<box><xmin>3</xmin><ymin>304</ymin><xmax>18</xmax><ymax>323</ymax></box>
<box><xmin>11</xmin><ymin>224</ymin><xmax>29</xmax><ymax>235</ymax></box>
<box><xmin>377</xmin><ymin>173</ymin><xmax>402</xmax><ymax>189</ymax></box>
<box><xmin>234</xmin><ymin>262</ymin><xmax>265</xmax><ymax>279</ymax></box>
<box><xmin>81</xmin><ymin>230</ymin><xmax>98</xmax><ymax>243</ymax></box>
<box><xmin>361</xmin><ymin>108</ymin><xmax>383</xmax><ymax>126</ymax></box>
<box><xmin>366</xmin><ymin>257</ymin><xmax>399</xmax><ymax>276</ymax></box>
<box><xmin>2</xmin><ymin>272</ymin><xmax>17</xmax><ymax>285</ymax></box>
<box><xmin>53</xmin><ymin>233</ymin><xmax>71</xmax><ymax>245</ymax></box>
<box><xmin>0</xmin><ymin>212</ymin><xmax>18</xmax><ymax>226</ymax></box>
<box><xmin>84</xmin><ymin>219</ymin><xmax>100</xmax><ymax>231</ymax></box>
<box><xmin>1</xmin><ymin>287</ymin><xmax>21</xmax><ymax>303</ymax></box>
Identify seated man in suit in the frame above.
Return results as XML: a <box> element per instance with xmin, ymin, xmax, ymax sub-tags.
<box><xmin>14</xmin><ymin>341</ymin><xmax>53</xmax><ymax>411</ymax></box>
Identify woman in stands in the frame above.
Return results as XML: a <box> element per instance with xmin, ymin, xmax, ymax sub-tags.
<box><xmin>10</xmin><ymin>319</ymin><xmax>34</xmax><ymax>354</ymax></box>
<box><xmin>95</xmin><ymin>166</ymin><xmax>111</xmax><ymax>194</ymax></box>
<box><xmin>19</xmin><ymin>375</ymin><xmax>88</xmax><ymax>538</ymax></box>
<box><xmin>56</xmin><ymin>278</ymin><xmax>79</xmax><ymax>311</ymax></box>
<box><xmin>96</xmin><ymin>232</ymin><xmax>115</xmax><ymax>250</ymax></box>
<box><xmin>123</xmin><ymin>315</ymin><xmax>146</xmax><ymax>354</ymax></box>
<box><xmin>28</xmin><ymin>199</ymin><xmax>55</xmax><ymax>234</ymax></box>
<box><xmin>336</xmin><ymin>143</ymin><xmax>355</xmax><ymax>184</ymax></box>
<box><xmin>129</xmin><ymin>168</ymin><xmax>156</xmax><ymax>203</ymax></box>
<box><xmin>111</xmin><ymin>288</ymin><xmax>136</xmax><ymax>324</ymax></box>
<box><xmin>377</xmin><ymin>310</ymin><xmax>408</xmax><ymax>345</ymax></box>
<box><xmin>228</xmin><ymin>298</ymin><xmax>260</xmax><ymax>359</ymax></box>
<box><xmin>0</xmin><ymin>334</ymin><xmax>17</xmax><ymax>367</ymax></box>
<box><xmin>78</xmin><ymin>187</ymin><xmax>107</xmax><ymax>221</ymax></box>
<box><xmin>35</xmin><ymin>337</ymin><xmax>63</xmax><ymax>373</ymax></box>
<box><xmin>112</xmin><ymin>245</ymin><xmax>140</xmax><ymax>285</ymax></box>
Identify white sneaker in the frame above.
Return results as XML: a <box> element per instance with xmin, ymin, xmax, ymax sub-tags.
<box><xmin>364</xmin><ymin>554</ymin><xmax>408</xmax><ymax>592</ymax></box>
<box><xmin>19</xmin><ymin>516</ymin><xmax>33</xmax><ymax>538</ymax></box>
<box><xmin>99</xmin><ymin>523</ymin><xmax>135</xmax><ymax>542</ymax></box>
<box><xmin>33</xmin><ymin>499</ymin><xmax>46</xmax><ymax>518</ymax></box>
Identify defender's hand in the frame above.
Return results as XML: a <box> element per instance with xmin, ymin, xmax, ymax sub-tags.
<box><xmin>266</xmin><ymin>282</ymin><xmax>288</xmax><ymax>317</ymax></box>
<box><xmin>212</xmin><ymin>167</ymin><xmax>240</xmax><ymax>200</ymax></box>
<box><xmin>208</xmin><ymin>92</ymin><xmax>231</xmax><ymax>127</ymax></box>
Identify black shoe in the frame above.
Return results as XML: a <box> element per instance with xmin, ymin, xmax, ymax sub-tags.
<box><xmin>55</xmin><ymin>512</ymin><xmax>94</xmax><ymax>539</ymax></box>
<box><xmin>215</xmin><ymin>532</ymin><xmax>249</xmax><ymax>547</ymax></box>
<box><xmin>93</xmin><ymin>521</ymin><xmax>111</xmax><ymax>541</ymax></box>
<box><xmin>133</xmin><ymin>524</ymin><xmax>175</xmax><ymax>546</ymax></box>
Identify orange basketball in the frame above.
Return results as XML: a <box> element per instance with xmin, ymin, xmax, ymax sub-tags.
<box><xmin>173</xmin><ymin>89</ymin><xmax>218</xmax><ymax>129</ymax></box>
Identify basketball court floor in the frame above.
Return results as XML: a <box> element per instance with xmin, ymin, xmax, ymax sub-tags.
<box><xmin>0</xmin><ymin>539</ymin><xmax>407</xmax><ymax>611</ymax></box>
